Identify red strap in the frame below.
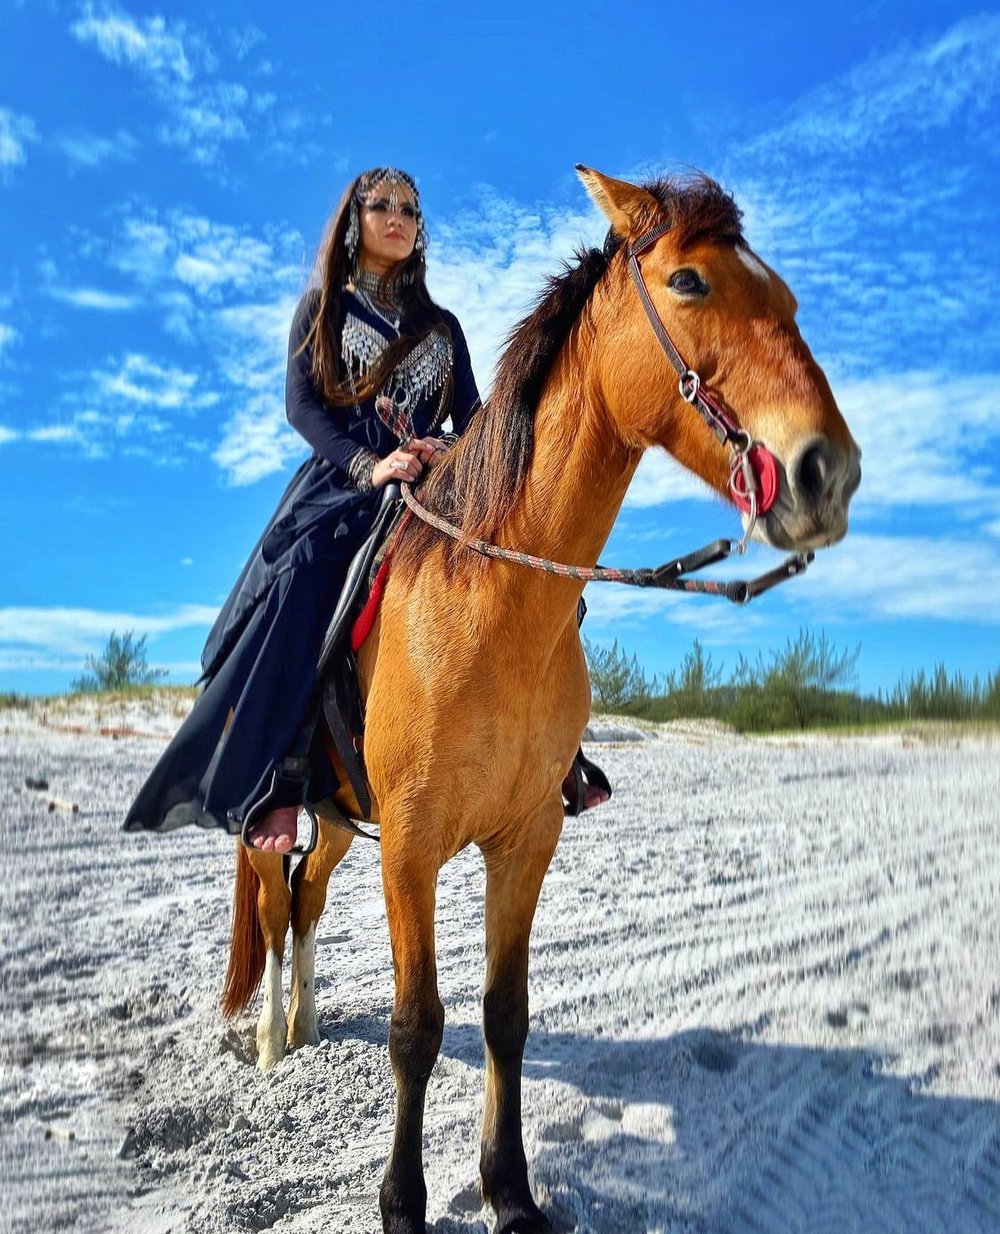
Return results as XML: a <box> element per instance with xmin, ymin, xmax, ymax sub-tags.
<box><xmin>349</xmin><ymin>508</ymin><xmax>414</xmax><ymax>652</ymax></box>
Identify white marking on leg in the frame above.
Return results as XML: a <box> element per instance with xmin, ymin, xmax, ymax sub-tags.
<box><xmin>287</xmin><ymin>923</ymin><xmax>320</xmax><ymax>1048</ymax></box>
<box><xmin>736</xmin><ymin>244</ymin><xmax>770</xmax><ymax>282</ymax></box>
<box><xmin>256</xmin><ymin>947</ymin><xmax>287</xmax><ymax>1070</ymax></box>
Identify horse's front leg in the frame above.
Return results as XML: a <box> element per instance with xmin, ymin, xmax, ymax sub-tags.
<box><xmin>480</xmin><ymin>803</ymin><xmax>562</xmax><ymax>1234</ymax></box>
<box><xmin>379</xmin><ymin>836</ymin><xmax>444</xmax><ymax>1234</ymax></box>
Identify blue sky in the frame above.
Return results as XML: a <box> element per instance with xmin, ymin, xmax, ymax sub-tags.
<box><xmin>1</xmin><ymin>0</ymin><xmax>998</xmax><ymax>696</ymax></box>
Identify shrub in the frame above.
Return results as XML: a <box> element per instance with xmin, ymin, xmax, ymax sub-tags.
<box><xmin>584</xmin><ymin>637</ymin><xmax>659</xmax><ymax>711</ymax></box>
<box><xmin>72</xmin><ymin>630</ymin><xmax>168</xmax><ymax>693</ymax></box>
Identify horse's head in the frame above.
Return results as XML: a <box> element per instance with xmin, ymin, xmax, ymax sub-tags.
<box><xmin>578</xmin><ymin>166</ymin><xmax>861</xmax><ymax>552</ymax></box>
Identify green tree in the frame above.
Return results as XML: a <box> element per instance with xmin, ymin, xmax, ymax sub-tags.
<box><xmin>583</xmin><ymin>637</ymin><xmax>659</xmax><ymax>712</ymax></box>
<box><xmin>72</xmin><ymin>630</ymin><xmax>169</xmax><ymax>693</ymax></box>
<box><xmin>663</xmin><ymin>639</ymin><xmax>724</xmax><ymax>718</ymax></box>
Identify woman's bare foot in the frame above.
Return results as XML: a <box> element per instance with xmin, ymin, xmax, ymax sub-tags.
<box><xmin>247</xmin><ymin>805</ymin><xmax>299</xmax><ymax>853</ymax></box>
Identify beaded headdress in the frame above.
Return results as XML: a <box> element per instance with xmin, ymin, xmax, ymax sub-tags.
<box><xmin>345</xmin><ymin>166</ymin><xmax>426</xmax><ymax>275</ymax></box>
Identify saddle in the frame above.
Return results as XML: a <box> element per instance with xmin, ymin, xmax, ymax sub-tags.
<box><xmin>314</xmin><ymin>484</ymin><xmax>407</xmax><ymax>839</ymax></box>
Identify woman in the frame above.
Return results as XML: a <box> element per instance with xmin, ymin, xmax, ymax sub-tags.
<box><xmin>124</xmin><ymin>167</ymin><xmax>482</xmax><ymax>854</ymax></box>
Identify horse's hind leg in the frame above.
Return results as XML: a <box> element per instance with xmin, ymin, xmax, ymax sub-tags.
<box><xmin>378</xmin><ymin>835</ymin><xmax>443</xmax><ymax>1234</ymax></box>
<box><xmin>287</xmin><ymin>820</ymin><xmax>353</xmax><ymax>1049</ymax></box>
<box><xmin>246</xmin><ymin>850</ymin><xmax>292</xmax><ymax>1071</ymax></box>
<box><xmin>480</xmin><ymin>805</ymin><xmax>563</xmax><ymax>1234</ymax></box>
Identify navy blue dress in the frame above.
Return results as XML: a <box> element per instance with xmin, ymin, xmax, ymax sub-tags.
<box><xmin>124</xmin><ymin>287</ymin><xmax>481</xmax><ymax>835</ymax></box>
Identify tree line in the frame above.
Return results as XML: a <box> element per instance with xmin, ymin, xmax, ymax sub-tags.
<box><xmin>585</xmin><ymin>630</ymin><xmax>1000</xmax><ymax>731</ymax></box>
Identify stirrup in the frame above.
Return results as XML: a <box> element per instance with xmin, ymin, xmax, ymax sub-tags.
<box><xmin>239</xmin><ymin>765</ymin><xmax>319</xmax><ymax>857</ymax></box>
<box><xmin>562</xmin><ymin>748</ymin><xmax>612</xmax><ymax>816</ymax></box>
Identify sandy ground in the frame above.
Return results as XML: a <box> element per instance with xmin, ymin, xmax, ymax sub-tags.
<box><xmin>2</xmin><ymin>695</ymin><xmax>999</xmax><ymax>1233</ymax></box>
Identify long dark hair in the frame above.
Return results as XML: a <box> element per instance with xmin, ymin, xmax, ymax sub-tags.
<box><xmin>300</xmin><ymin>168</ymin><xmax>453</xmax><ymax>409</ymax></box>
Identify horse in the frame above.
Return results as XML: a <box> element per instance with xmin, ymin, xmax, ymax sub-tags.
<box><xmin>220</xmin><ymin>166</ymin><xmax>861</xmax><ymax>1234</ymax></box>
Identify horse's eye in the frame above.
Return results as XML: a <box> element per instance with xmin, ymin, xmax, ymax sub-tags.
<box><xmin>668</xmin><ymin>269</ymin><xmax>707</xmax><ymax>297</ymax></box>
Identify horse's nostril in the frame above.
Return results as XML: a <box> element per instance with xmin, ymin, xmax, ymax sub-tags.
<box><xmin>796</xmin><ymin>442</ymin><xmax>832</xmax><ymax>503</ymax></box>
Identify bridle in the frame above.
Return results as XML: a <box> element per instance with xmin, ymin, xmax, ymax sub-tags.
<box><xmin>399</xmin><ymin>223</ymin><xmax>813</xmax><ymax>605</ymax></box>
<box><xmin>627</xmin><ymin>221</ymin><xmax>781</xmax><ymax>543</ymax></box>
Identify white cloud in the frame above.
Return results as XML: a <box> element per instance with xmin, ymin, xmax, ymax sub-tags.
<box><xmin>56</xmin><ymin>127</ymin><xmax>138</xmax><ymax>167</ymax></box>
<box><xmin>27</xmin><ymin>424</ymin><xmax>86</xmax><ymax>444</ymax></box>
<box><xmin>745</xmin><ymin>14</ymin><xmax>1000</xmax><ymax>160</ymax></box>
<box><xmin>624</xmin><ymin>451</ymin><xmax>721</xmax><ymax>509</ymax></box>
<box><xmin>212</xmin><ymin>394</ymin><xmax>301</xmax><ymax>485</ymax></box>
<box><xmin>793</xmin><ymin>533</ymin><xmax>1000</xmax><ymax>623</ymax></box>
<box><xmin>112</xmin><ymin>208</ymin><xmax>303</xmax><ymax>300</ymax></box>
<box><xmin>0</xmin><ymin>106</ymin><xmax>37</xmax><ymax>172</ymax></box>
<box><xmin>0</xmin><ymin>322</ymin><xmax>19</xmax><ymax>357</ymax></box>
<box><xmin>719</xmin><ymin>18</ymin><xmax>1000</xmax><ymax>389</ymax></box>
<box><xmin>211</xmin><ymin>293</ymin><xmax>302</xmax><ymax>484</ymax></box>
<box><xmin>93</xmin><ymin>352</ymin><xmax>219</xmax><ymax>411</ymax></box>
<box><xmin>70</xmin><ymin>4</ymin><xmax>256</xmax><ymax>166</ymax></box>
<box><xmin>836</xmin><ymin>371</ymin><xmax>1000</xmax><ymax>515</ymax></box>
<box><xmin>0</xmin><ymin>424</ymin><xmax>19</xmax><ymax>445</ymax></box>
<box><xmin>428</xmin><ymin>193</ymin><xmax>605</xmax><ymax>390</ymax></box>
<box><xmin>47</xmin><ymin>286</ymin><xmax>139</xmax><ymax>310</ymax></box>
<box><xmin>0</xmin><ymin>602</ymin><xmax>218</xmax><ymax>661</ymax></box>
<box><xmin>71</xmin><ymin>6</ymin><xmax>193</xmax><ymax>83</ymax></box>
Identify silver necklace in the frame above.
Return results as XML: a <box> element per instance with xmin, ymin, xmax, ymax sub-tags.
<box><xmin>352</xmin><ymin>284</ymin><xmax>401</xmax><ymax>334</ymax></box>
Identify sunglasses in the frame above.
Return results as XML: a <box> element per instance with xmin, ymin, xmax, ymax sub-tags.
<box><xmin>363</xmin><ymin>198</ymin><xmax>419</xmax><ymax>220</ymax></box>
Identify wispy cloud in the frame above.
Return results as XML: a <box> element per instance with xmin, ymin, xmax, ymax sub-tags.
<box><xmin>46</xmin><ymin>286</ymin><xmax>139</xmax><ymax>310</ymax></box>
<box><xmin>0</xmin><ymin>322</ymin><xmax>19</xmax><ymax>358</ymax></box>
<box><xmin>211</xmin><ymin>293</ymin><xmax>302</xmax><ymax>484</ymax></box>
<box><xmin>111</xmin><ymin>207</ymin><xmax>304</xmax><ymax>301</ymax></box>
<box><xmin>429</xmin><ymin>191</ymin><xmax>605</xmax><ymax>388</ymax></box>
<box><xmin>0</xmin><ymin>106</ymin><xmax>37</xmax><ymax>175</ymax></box>
<box><xmin>726</xmin><ymin>15</ymin><xmax>1000</xmax><ymax>381</ymax></box>
<box><xmin>70</xmin><ymin>4</ymin><xmax>250</xmax><ymax>165</ymax></box>
<box><xmin>71</xmin><ymin>5</ymin><xmax>193</xmax><ymax>81</ymax></box>
<box><xmin>68</xmin><ymin>4</ymin><xmax>311</xmax><ymax>170</ymax></box>
<box><xmin>56</xmin><ymin>127</ymin><xmax>139</xmax><ymax>168</ymax></box>
<box><xmin>0</xmin><ymin>602</ymin><xmax>218</xmax><ymax>664</ymax></box>
<box><xmin>92</xmin><ymin>352</ymin><xmax>219</xmax><ymax>410</ymax></box>
<box><xmin>837</xmin><ymin>370</ymin><xmax>1000</xmax><ymax>516</ymax></box>
<box><xmin>745</xmin><ymin>15</ymin><xmax>1000</xmax><ymax>161</ymax></box>
<box><xmin>17</xmin><ymin>353</ymin><xmax>220</xmax><ymax>461</ymax></box>
<box><xmin>792</xmin><ymin>533</ymin><xmax>1000</xmax><ymax>623</ymax></box>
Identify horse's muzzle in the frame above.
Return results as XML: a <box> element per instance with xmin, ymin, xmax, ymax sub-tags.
<box><xmin>759</xmin><ymin>436</ymin><xmax>862</xmax><ymax>551</ymax></box>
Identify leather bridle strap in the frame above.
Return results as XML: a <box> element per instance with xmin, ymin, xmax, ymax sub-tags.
<box><xmin>627</xmin><ymin>223</ymin><xmax>747</xmax><ymax>448</ymax></box>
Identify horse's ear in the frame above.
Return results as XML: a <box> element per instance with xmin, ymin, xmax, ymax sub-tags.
<box><xmin>575</xmin><ymin>165</ymin><xmax>660</xmax><ymax>239</ymax></box>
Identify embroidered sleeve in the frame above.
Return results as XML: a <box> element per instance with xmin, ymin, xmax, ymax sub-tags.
<box><xmin>346</xmin><ymin>446</ymin><xmax>379</xmax><ymax>491</ymax></box>
<box><xmin>285</xmin><ymin>292</ymin><xmax>369</xmax><ymax>474</ymax></box>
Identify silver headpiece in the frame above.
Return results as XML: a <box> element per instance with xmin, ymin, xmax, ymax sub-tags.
<box><xmin>345</xmin><ymin>166</ymin><xmax>426</xmax><ymax>274</ymax></box>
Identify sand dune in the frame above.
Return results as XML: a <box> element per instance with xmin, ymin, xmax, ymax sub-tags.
<box><xmin>2</xmin><ymin>696</ymin><xmax>998</xmax><ymax>1233</ymax></box>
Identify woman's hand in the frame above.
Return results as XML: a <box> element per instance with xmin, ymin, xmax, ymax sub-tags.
<box><xmin>371</xmin><ymin>447</ymin><xmax>423</xmax><ymax>488</ymax></box>
<box><xmin>406</xmin><ymin>436</ymin><xmax>449</xmax><ymax>469</ymax></box>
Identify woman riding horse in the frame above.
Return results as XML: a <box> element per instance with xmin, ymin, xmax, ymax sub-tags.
<box><xmin>125</xmin><ymin>166</ymin><xmax>608</xmax><ymax>855</ymax></box>
<box><xmin>126</xmin><ymin>169</ymin><xmax>479</xmax><ymax>849</ymax></box>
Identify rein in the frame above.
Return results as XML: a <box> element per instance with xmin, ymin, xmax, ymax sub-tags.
<box><xmin>400</xmin><ymin>482</ymin><xmax>811</xmax><ymax>604</ymax></box>
<box><xmin>399</xmin><ymin>222</ymin><xmax>813</xmax><ymax>606</ymax></box>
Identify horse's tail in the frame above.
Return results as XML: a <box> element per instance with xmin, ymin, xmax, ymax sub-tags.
<box><xmin>220</xmin><ymin>842</ymin><xmax>265</xmax><ymax>1018</ymax></box>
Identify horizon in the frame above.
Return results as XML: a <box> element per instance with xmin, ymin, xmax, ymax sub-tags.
<box><xmin>2</xmin><ymin>1</ymin><xmax>998</xmax><ymax>696</ymax></box>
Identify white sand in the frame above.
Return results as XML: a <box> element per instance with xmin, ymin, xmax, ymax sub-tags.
<box><xmin>2</xmin><ymin>696</ymin><xmax>999</xmax><ymax>1233</ymax></box>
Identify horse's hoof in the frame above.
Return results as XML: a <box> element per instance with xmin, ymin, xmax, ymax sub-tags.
<box><xmin>286</xmin><ymin>1019</ymin><xmax>321</xmax><ymax>1050</ymax></box>
<box><xmin>494</xmin><ymin>1201</ymin><xmax>552</xmax><ymax>1234</ymax></box>
<box><xmin>256</xmin><ymin>1037</ymin><xmax>286</xmax><ymax>1071</ymax></box>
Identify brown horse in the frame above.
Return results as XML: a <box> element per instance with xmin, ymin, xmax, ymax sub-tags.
<box><xmin>222</xmin><ymin>167</ymin><xmax>860</xmax><ymax>1234</ymax></box>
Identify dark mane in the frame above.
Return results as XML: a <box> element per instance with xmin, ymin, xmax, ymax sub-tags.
<box><xmin>396</xmin><ymin>173</ymin><xmax>742</xmax><ymax>568</ymax></box>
